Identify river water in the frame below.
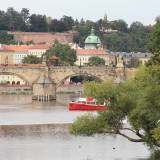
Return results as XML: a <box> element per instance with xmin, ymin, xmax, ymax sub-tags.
<box><xmin>0</xmin><ymin>94</ymin><xmax>150</xmax><ymax>160</ymax></box>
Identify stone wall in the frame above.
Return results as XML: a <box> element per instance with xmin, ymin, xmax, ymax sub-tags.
<box><xmin>0</xmin><ymin>85</ymin><xmax>32</xmax><ymax>94</ymax></box>
<box><xmin>7</xmin><ymin>31</ymin><xmax>78</xmax><ymax>44</ymax></box>
<box><xmin>56</xmin><ymin>84</ymin><xmax>84</xmax><ymax>93</ymax></box>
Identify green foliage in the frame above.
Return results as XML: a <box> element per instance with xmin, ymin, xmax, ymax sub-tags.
<box><xmin>151</xmin><ymin>125</ymin><xmax>160</xmax><ymax>141</ymax></box>
<box><xmin>22</xmin><ymin>55</ymin><xmax>42</xmax><ymax>64</ymax></box>
<box><xmin>25</xmin><ymin>40</ymin><xmax>35</xmax><ymax>45</ymax></box>
<box><xmin>60</xmin><ymin>15</ymin><xmax>74</xmax><ymax>30</ymax></box>
<box><xmin>29</xmin><ymin>14</ymin><xmax>48</xmax><ymax>32</ymax></box>
<box><xmin>127</xmin><ymin>57</ymin><xmax>142</xmax><ymax>68</ymax></box>
<box><xmin>151</xmin><ymin>150</ymin><xmax>160</xmax><ymax>160</ymax></box>
<box><xmin>44</xmin><ymin>41</ymin><xmax>77</xmax><ymax>65</ymax></box>
<box><xmin>0</xmin><ymin>31</ymin><xmax>17</xmax><ymax>44</ymax></box>
<box><xmin>70</xmin><ymin>75</ymin><xmax>100</xmax><ymax>83</ymax></box>
<box><xmin>147</xmin><ymin>16</ymin><xmax>160</xmax><ymax>54</ymax></box>
<box><xmin>70</xmin><ymin>65</ymin><xmax>160</xmax><ymax>149</ymax></box>
<box><xmin>69</xmin><ymin>114</ymin><xmax>105</xmax><ymax>136</ymax></box>
<box><xmin>49</xmin><ymin>19</ymin><xmax>68</xmax><ymax>32</ymax></box>
<box><xmin>0</xmin><ymin>7</ymin><xmax>153</xmax><ymax>51</ymax></box>
<box><xmin>146</xmin><ymin>52</ymin><xmax>160</xmax><ymax>66</ymax></box>
<box><xmin>88</xmin><ymin>56</ymin><xmax>105</xmax><ymax>66</ymax></box>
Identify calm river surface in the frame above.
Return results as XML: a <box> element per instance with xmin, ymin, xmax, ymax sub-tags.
<box><xmin>0</xmin><ymin>94</ymin><xmax>150</xmax><ymax>160</ymax></box>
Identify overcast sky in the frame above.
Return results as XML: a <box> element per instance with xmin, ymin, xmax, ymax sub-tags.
<box><xmin>1</xmin><ymin>0</ymin><xmax>160</xmax><ymax>26</ymax></box>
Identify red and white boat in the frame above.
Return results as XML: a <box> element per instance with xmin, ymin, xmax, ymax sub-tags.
<box><xmin>69</xmin><ymin>98</ymin><xmax>108</xmax><ymax>110</ymax></box>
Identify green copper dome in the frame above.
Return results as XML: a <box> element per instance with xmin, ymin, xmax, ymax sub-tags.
<box><xmin>85</xmin><ymin>27</ymin><xmax>101</xmax><ymax>49</ymax></box>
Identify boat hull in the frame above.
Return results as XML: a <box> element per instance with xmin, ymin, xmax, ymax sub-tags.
<box><xmin>69</xmin><ymin>102</ymin><xmax>107</xmax><ymax>110</ymax></box>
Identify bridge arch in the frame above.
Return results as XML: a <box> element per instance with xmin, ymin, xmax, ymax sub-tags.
<box><xmin>56</xmin><ymin>73</ymin><xmax>103</xmax><ymax>89</ymax></box>
<box><xmin>0</xmin><ymin>72</ymin><xmax>31</xmax><ymax>86</ymax></box>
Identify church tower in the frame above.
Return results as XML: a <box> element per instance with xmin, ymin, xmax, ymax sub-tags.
<box><xmin>104</xmin><ymin>12</ymin><xmax>107</xmax><ymax>22</ymax></box>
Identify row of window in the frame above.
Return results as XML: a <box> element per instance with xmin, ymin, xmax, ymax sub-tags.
<box><xmin>15</xmin><ymin>55</ymin><xmax>27</xmax><ymax>59</ymax></box>
<box><xmin>29</xmin><ymin>51</ymin><xmax>45</xmax><ymax>55</ymax></box>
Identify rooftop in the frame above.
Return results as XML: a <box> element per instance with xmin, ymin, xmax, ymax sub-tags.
<box><xmin>1</xmin><ymin>44</ymin><xmax>32</xmax><ymax>52</ymax></box>
<box><xmin>76</xmin><ymin>49</ymin><xmax>109</xmax><ymax>55</ymax></box>
<box><xmin>109</xmin><ymin>52</ymin><xmax>153</xmax><ymax>58</ymax></box>
<box><xmin>29</xmin><ymin>44</ymin><xmax>52</xmax><ymax>50</ymax></box>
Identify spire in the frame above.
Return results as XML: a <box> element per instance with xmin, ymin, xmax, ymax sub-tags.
<box><xmin>104</xmin><ymin>12</ymin><xmax>107</xmax><ymax>21</ymax></box>
<box><xmin>91</xmin><ymin>27</ymin><xmax>95</xmax><ymax>36</ymax></box>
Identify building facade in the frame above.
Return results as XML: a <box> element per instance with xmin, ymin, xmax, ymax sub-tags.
<box><xmin>0</xmin><ymin>45</ymin><xmax>14</xmax><ymax>64</ymax></box>
<box><xmin>2</xmin><ymin>45</ymin><xmax>32</xmax><ymax>64</ymax></box>
<box><xmin>76</xmin><ymin>49</ymin><xmax>109</xmax><ymax>66</ymax></box>
<box><xmin>109</xmin><ymin>52</ymin><xmax>153</xmax><ymax>67</ymax></box>
<box><xmin>29</xmin><ymin>44</ymin><xmax>52</xmax><ymax>58</ymax></box>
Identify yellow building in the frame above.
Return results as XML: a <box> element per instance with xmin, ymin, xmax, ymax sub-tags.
<box><xmin>0</xmin><ymin>44</ymin><xmax>14</xmax><ymax>64</ymax></box>
<box><xmin>0</xmin><ymin>75</ymin><xmax>26</xmax><ymax>85</ymax></box>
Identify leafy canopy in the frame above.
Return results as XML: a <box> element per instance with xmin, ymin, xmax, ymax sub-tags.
<box><xmin>88</xmin><ymin>56</ymin><xmax>105</xmax><ymax>66</ymax></box>
<box><xmin>22</xmin><ymin>55</ymin><xmax>42</xmax><ymax>64</ymax></box>
<box><xmin>44</xmin><ymin>41</ymin><xmax>77</xmax><ymax>65</ymax></box>
<box><xmin>69</xmin><ymin>65</ymin><xmax>160</xmax><ymax>149</ymax></box>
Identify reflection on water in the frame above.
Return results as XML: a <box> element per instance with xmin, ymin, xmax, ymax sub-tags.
<box><xmin>0</xmin><ymin>95</ymin><xmax>150</xmax><ymax>160</ymax></box>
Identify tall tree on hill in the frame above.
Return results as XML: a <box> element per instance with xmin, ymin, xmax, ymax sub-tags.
<box><xmin>20</xmin><ymin>8</ymin><xmax>30</xmax><ymax>31</ymax></box>
<box><xmin>60</xmin><ymin>15</ymin><xmax>74</xmax><ymax>30</ymax></box>
<box><xmin>111</xmin><ymin>19</ymin><xmax>128</xmax><ymax>32</ymax></box>
<box><xmin>49</xmin><ymin>19</ymin><xmax>68</xmax><ymax>32</ymax></box>
<box><xmin>6</xmin><ymin>7</ymin><xmax>25</xmax><ymax>31</ymax></box>
<box><xmin>0</xmin><ymin>10</ymin><xmax>8</xmax><ymax>30</ymax></box>
<box><xmin>29</xmin><ymin>14</ymin><xmax>48</xmax><ymax>32</ymax></box>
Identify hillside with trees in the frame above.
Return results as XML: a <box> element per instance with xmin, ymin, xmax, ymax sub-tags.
<box><xmin>0</xmin><ymin>7</ymin><xmax>155</xmax><ymax>52</ymax></box>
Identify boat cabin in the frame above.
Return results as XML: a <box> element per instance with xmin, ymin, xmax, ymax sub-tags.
<box><xmin>77</xmin><ymin>98</ymin><xmax>96</xmax><ymax>105</ymax></box>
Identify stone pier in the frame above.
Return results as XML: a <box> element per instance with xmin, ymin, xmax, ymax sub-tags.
<box><xmin>32</xmin><ymin>75</ymin><xmax>56</xmax><ymax>100</ymax></box>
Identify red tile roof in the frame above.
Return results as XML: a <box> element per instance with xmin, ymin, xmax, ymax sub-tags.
<box><xmin>2</xmin><ymin>45</ymin><xmax>32</xmax><ymax>52</ymax></box>
<box><xmin>29</xmin><ymin>44</ymin><xmax>52</xmax><ymax>49</ymax></box>
<box><xmin>76</xmin><ymin>49</ymin><xmax>109</xmax><ymax>55</ymax></box>
<box><xmin>50</xmin><ymin>56</ymin><xmax>59</xmax><ymax>60</ymax></box>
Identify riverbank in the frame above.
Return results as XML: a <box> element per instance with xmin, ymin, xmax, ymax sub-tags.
<box><xmin>0</xmin><ymin>84</ymin><xmax>84</xmax><ymax>95</ymax></box>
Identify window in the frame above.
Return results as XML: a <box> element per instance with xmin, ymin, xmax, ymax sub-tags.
<box><xmin>82</xmin><ymin>101</ymin><xmax>86</xmax><ymax>104</ymax></box>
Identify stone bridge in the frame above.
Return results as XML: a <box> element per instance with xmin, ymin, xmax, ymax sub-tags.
<box><xmin>0</xmin><ymin>65</ymin><xmax>137</xmax><ymax>100</ymax></box>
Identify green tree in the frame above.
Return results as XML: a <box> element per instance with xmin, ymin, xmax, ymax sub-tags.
<box><xmin>49</xmin><ymin>19</ymin><xmax>68</xmax><ymax>32</ymax></box>
<box><xmin>0</xmin><ymin>31</ymin><xmax>17</xmax><ymax>44</ymax></box>
<box><xmin>60</xmin><ymin>15</ymin><xmax>74</xmax><ymax>30</ymax></box>
<box><xmin>147</xmin><ymin>16</ymin><xmax>160</xmax><ymax>54</ymax></box>
<box><xmin>29</xmin><ymin>14</ymin><xmax>48</xmax><ymax>32</ymax></box>
<box><xmin>127</xmin><ymin>57</ymin><xmax>142</xmax><ymax>68</ymax></box>
<box><xmin>22</xmin><ymin>55</ymin><xmax>42</xmax><ymax>64</ymax></box>
<box><xmin>0</xmin><ymin>10</ymin><xmax>9</xmax><ymax>30</ymax></box>
<box><xmin>111</xmin><ymin>19</ymin><xmax>128</xmax><ymax>32</ymax></box>
<box><xmin>44</xmin><ymin>41</ymin><xmax>77</xmax><ymax>65</ymax></box>
<box><xmin>88</xmin><ymin>56</ymin><xmax>105</xmax><ymax>66</ymax></box>
<box><xmin>69</xmin><ymin>65</ymin><xmax>160</xmax><ymax>150</ymax></box>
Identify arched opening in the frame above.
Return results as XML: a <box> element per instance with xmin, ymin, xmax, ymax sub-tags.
<box><xmin>17</xmin><ymin>81</ymin><xmax>20</xmax><ymax>85</ymax></box>
<box><xmin>70</xmin><ymin>75</ymin><xmax>101</xmax><ymax>84</ymax></box>
<box><xmin>12</xmin><ymin>81</ymin><xmax>15</xmax><ymax>85</ymax></box>
<box><xmin>0</xmin><ymin>73</ymin><xmax>30</xmax><ymax>86</ymax></box>
<box><xmin>56</xmin><ymin>74</ymin><xmax>102</xmax><ymax>94</ymax></box>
